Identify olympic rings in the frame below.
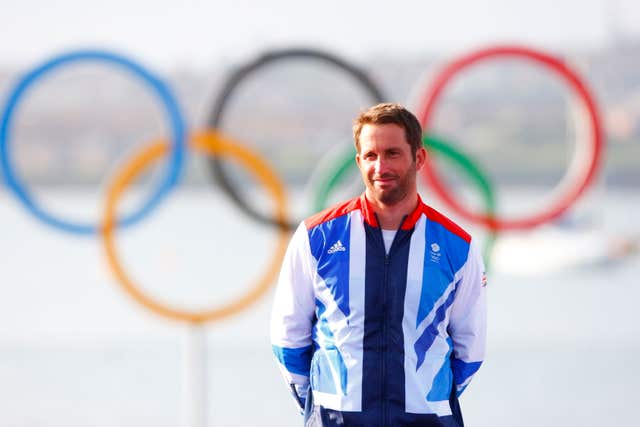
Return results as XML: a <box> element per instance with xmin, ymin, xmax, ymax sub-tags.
<box><xmin>2</xmin><ymin>45</ymin><xmax>607</xmax><ymax>319</ymax></box>
<box><xmin>101</xmin><ymin>130</ymin><xmax>290</xmax><ymax>324</ymax></box>
<box><xmin>0</xmin><ymin>49</ymin><xmax>187</xmax><ymax>235</ymax></box>
<box><xmin>310</xmin><ymin>134</ymin><xmax>498</xmax><ymax>267</ymax></box>
<box><xmin>206</xmin><ymin>47</ymin><xmax>385</xmax><ymax>231</ymax></box>
<box><xmin>416</xmin><ymin>45</ymin><xmax>603</xmax><ymax>231</ymax></box>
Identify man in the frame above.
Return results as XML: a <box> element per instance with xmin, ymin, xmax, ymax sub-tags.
<box><xmin>271</xmin><ymin>103</ymin><xmax>486</xmax><ymax>427</ymax></box>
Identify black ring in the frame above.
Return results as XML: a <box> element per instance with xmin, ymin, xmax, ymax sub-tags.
<box><xmin>206</xmin><ymin>47</ymin><xmax>385</xmax><ymax>230</ymax></box>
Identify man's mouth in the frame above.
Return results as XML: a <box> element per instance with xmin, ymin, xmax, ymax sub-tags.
<box><xmin>372</xmin><ymin>177</ymin><xmax>398</xmax><ymax>189</ymax></box>
<box><xmin>373</xmin><ymin>175</ymin><xmax>398</xmax><ymax>183</ymax></box>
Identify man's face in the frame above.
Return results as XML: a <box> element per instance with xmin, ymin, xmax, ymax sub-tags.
<box><xmin>356</xmin><ymin>123</ymin><xmax>426</xmax><ymax>206</ymax></box>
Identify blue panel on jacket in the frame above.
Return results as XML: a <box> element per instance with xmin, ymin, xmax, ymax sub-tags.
<box><xmin>273</xmin><ymin>344</ymin><xmax>314</xmax><ymax>376</ymax></box>
<box><xmin>416</xmin><ymin>219</ymin><xmax>470</xmax><ymax>328</ymax></box>
<box><xmin>427</xmin><ymin>338</ymin><xmax>453</xmax><ymax>402</ymax></box>
<box><xmin>308</xmin><ymin>214</ymin><xmax>352</xmax><ymax>319</ymax></box>
<box><xmin>311</xmin><ymin>299</ymin><xmax>348</xmax><ymax>395</ymax></box>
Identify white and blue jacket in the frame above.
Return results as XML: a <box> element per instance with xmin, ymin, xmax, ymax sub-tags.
<box><xmin>271</xmin><ymin>194</ymin><xmax>486</xmax><ymax>427</ymax></box>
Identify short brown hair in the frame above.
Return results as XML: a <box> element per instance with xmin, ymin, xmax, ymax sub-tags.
<box><xmin>352</xmin><ymin>103</ymin><xmax>423</xmax><ymax>158</ymax></box>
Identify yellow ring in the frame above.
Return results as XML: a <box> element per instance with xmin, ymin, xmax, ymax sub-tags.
<box><xmin>101</xmin><ymin>130</ymin><xmax>290</xmax><ymax>324</ymax></box>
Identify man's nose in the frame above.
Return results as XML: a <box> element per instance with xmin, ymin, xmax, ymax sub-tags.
<box><xmin>374</xmin><ymin>157</ymin><xmax>389</xmax><ymax>174</ymax></box>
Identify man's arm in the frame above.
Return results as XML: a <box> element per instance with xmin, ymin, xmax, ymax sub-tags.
<box><xmin>448</xmin><ymin>239</ymin><xmax>487</xmax><ymax>396</ymax></box>
<box><xmin>270</xmin><ymin>223</ymin><xmax>317</xmax><ymax>410</ymax></box>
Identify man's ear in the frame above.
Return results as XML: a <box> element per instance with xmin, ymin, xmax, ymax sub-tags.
<box><xmin>416</xmin><ymin>147</ymin><xmax>427</xmax><ymax>170</ymax></box>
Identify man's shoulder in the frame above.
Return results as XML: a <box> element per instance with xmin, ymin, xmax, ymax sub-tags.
<box><xmin>419</xmin><ymin>202</ymin><xmax>471</xmax><ymax>244</ymax></box>
<box><xmin>304</xmin><ymin>196</ymin><xmax>362</xmax><ymax>230</ymax></box>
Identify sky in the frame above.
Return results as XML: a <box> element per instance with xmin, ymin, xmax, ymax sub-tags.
<box><xmin>1</xmin><ymin>0</ymin><xmax>639</xmax><ymax>70</ymax></box>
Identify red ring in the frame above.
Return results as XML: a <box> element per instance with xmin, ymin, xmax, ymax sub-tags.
<box><xmin>416</xmin><ymin>45</ymin><xmax>603</xmax><ymax>231</ymax></box>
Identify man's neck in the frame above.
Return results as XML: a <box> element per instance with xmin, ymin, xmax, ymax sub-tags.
<box><xmin>366</xmin><ymin>192</ymin><xmax>419</xmax><ymax>230</ymax></box>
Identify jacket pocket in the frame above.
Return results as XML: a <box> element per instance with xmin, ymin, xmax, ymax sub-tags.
<box><xmin>310</xmin><ymin>348</ymin><xmax>347</xmax><ymax>395</ymax></box>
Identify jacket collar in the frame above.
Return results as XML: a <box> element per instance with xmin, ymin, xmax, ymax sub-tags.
<box><xmin>359</xmin><ymin>193</ymin><xmax>425</xmax><ymax>230</ymax></box>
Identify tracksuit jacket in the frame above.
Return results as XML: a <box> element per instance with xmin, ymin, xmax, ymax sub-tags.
<box><xmin>271</xmin><ymin>194</ymin><xmax>487</xmax><ymax>427</ymax></box>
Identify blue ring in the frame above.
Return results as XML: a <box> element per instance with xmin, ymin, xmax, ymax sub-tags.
<box><xmin>0</xmin><ymin>49</ymin><xmax>186</xmax><ymax>235</ymax></box>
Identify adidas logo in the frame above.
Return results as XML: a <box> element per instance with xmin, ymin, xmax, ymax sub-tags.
<box><xmin>327</xmin><ymin>240</ymin><xmax>347</xmax><ymax>254</ymax></box>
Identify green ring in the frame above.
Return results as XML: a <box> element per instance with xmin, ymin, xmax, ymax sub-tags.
<box><xmin>309</xmin><ymin>134</ymin><xmax>498</xmax><ymax>269</ymax></box>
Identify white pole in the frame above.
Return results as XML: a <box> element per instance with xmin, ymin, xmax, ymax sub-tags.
<box><xmin>182</xmin><ymin>324</ymin><xmax>208</xmax><ymax>427</ymax></box>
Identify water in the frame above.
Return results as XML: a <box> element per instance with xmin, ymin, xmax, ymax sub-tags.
<box><xmin>1</xmin><ymin>189</ymin><xmax>639</xmax><ymax>427</ymax></box>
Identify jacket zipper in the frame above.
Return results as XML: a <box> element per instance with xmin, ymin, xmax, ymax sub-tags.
<box><xmin>382</xmin><ymin>252</ymin><xmax>390</xmax><ymax>427</ymax></box>
<box><xmin>375</xmin><ymin>214</ymin><xmax>407</xmax><ymax>427</ymax></box>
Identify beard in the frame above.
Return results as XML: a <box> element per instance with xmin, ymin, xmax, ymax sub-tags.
<box><xmin>365</xmin><ymin>163</ymin><xmax>417</xmax><ymax>206</ymax></box>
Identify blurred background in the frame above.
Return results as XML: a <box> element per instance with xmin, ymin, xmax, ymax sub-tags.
<box><xmin>1</xmin><ymin>1</ymin><xmax>639</xmax><ymax>426</ymax></box>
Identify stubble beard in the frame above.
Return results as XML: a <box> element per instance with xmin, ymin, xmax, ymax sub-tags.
<box><xmin>367</xmin><ymin>164</ymin><xmax>417</xmax><ymax>206</ymax></box>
